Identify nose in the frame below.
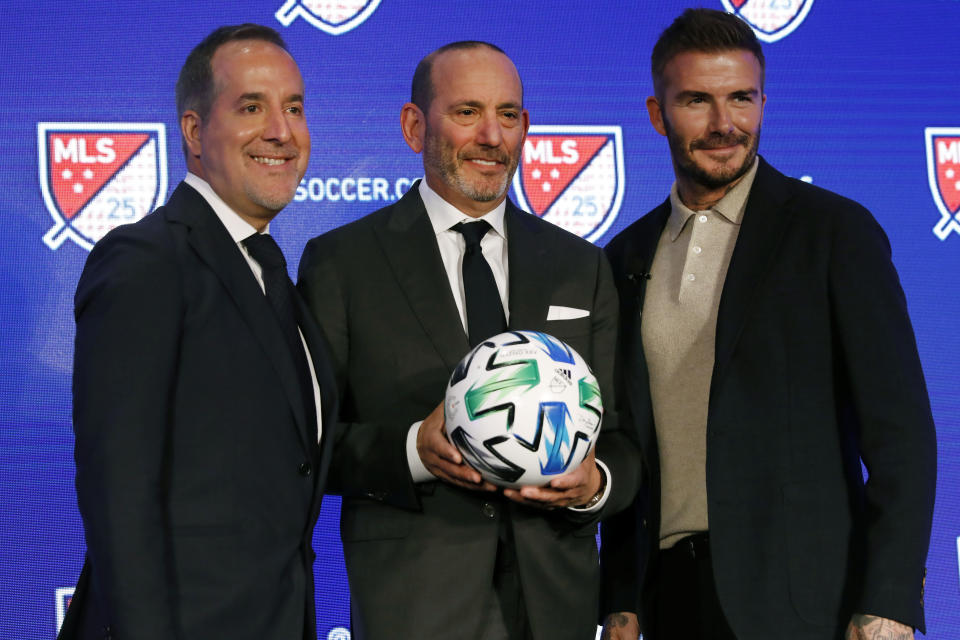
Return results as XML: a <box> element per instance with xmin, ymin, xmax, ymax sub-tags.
<box><xmin>262</xmin><ymin>106</ymin><xmax>292</xmax><ymax>143</ymax></box>
<box><xmin>474</xmin><ymin>112</ymin><xmax>503</xmax><ymax>147</ymax></box>
<box><xmin>708</xmin><ymin>103</ymin><xmax>734</xmax><ymax>135</ymax></box>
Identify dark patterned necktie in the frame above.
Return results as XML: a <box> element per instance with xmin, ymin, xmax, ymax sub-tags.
<box><xmin>452</xmin><ymin>220</ymin><xmax>507</xmax><ymax>347</ymax></box>
<box><xmin>242</xmin><ymin>233</ymin><xmax>317</xmax><ymax>437</ymax></box>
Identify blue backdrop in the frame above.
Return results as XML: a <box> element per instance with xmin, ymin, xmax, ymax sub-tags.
<box><xmin>1</xmin><ymin>1</ymin><xmax>957</xmax><ymax>638</ymax></box>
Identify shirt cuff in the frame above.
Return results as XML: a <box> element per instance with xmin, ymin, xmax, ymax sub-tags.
<box><xmin>406</xmin><ymin>420</ymin><xmax>435</xmax><ymax>483</ymax></box>
<box><xmin>567</xmin><ymin>458</ymin><xmax>611</xmax><ymax>513</ymax></box>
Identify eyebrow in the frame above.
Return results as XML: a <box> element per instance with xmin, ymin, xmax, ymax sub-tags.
<box><xmin>674</xmin><ymin>88</ymin><xmax>759</xmax><ymax>100</ymax></box>
<box><xmin>236</xmin><ymin>92</ymin><xmax>304</xmax><ymax>104</ymax></box>
<box><xmin>450</xmin><ymin>99</ymin><xmax>522</xmax><ymax>110</ymax></box>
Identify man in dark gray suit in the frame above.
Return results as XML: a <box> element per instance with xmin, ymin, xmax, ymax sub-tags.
<box><xmin>299</xmin><ymin>41</ymin><xmax>640</xmax><ymax>639</ymax></box>
<box><xmin>599</xmin><ymin>9</ymin><xmax>935</xmax><ymax>640</ymax></box>
<box><xmin>60</xmin><ymin>24</ymin><xmax>337</xmax><ymax>640</ymax></box>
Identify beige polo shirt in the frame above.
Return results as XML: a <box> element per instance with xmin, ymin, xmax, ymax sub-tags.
<box><xmin>641</xmin><ymin>159</ymin><xmax>758</xmax><ymax>549</ymax></box>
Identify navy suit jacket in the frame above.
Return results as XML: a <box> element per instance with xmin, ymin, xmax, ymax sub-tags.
<box><xmin>298</xmin><ymin>184</ymin><xmax>642</xmax><ymax>639</ymax></box>
<box><xmin>60</xmin><ymin>182</ymin><xmax>338</xmax><ymax>640</ymax></box>
<box><xmin>600</xmin><ymin>157</ymin><xmax>936</xmax><ymax>639</ymax></box>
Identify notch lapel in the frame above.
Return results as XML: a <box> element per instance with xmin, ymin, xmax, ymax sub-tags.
<box><xmin>374</xmin><ymin>185</ymin><xmax>471</xmax><ymax>373</ymax></box>
<box><xmin>712</xmin><ymin>158</ymin><xmax>795</xmax><ymax>384</ymax></box>
<box><xmin>165</xmin><ymin>183</ymin><xmax>315</xmax><ymax>453</ymax></box>
<box><xmin>504</xmin><ymin>202</ymin><xmax>552</xmax><ymax>331</ymax></box>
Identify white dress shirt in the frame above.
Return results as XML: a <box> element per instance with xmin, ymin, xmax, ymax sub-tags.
<box><xmin>404</xmin><ymin>179</ymin><xmax>609</xmax><ymax>511</ymax></box>
<box><xmin>184</xmin><ymin>173</ymin><xmax>322</xmax><ymax>443</ymax></box>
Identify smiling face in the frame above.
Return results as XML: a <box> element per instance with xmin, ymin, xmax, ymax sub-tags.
<box><xmin>181</xmin><ymin>39</ymin><xmax>309</xmax><ymax>230</ymax></box>
<box><xmin>403</xmin><ymin>46</ymin><xmax>529</xmax><ymax>217</ymax></box>
<box><xmin>648</xmin><ymin>49</ymin><xmax>765</xmax><ymax>206</ymax></box>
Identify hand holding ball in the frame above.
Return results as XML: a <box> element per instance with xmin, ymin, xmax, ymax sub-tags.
<box><xmin>444</xmin><ymin>331</ymin><xmax>603</xmax><ymax>488</ymax></box>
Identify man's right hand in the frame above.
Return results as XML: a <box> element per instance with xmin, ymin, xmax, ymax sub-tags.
<box><xmin>601</xmin><ymin>612</ymin><xmax>640</xmax><ymax>640</ymax></box>
<box><xmin>416</xmin><ymin>402</ymin><xmax>496</xmax><ymax>491</ymax></box>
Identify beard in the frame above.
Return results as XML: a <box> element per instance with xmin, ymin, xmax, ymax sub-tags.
<box><xmin>422</xmin><ymin>128</ymin><xmax>520</xmax><ymax>203</ymax></box>
<box><xmin>664</xmin><ymin>113</ymin><xmax>760</xmax><ymax>190</ymax></box>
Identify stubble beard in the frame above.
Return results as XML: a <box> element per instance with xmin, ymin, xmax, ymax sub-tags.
<box><xmin>423</xmin><ymin>129</ymin><xmax>520</xmax><ymax>203</ymax></box>
<box><xmin>665</xmin><ymin>114</ymin><xmax>760</xmax><ymax>191</ymax></box>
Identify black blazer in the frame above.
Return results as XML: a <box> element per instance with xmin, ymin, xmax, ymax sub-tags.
<box><xmin>60</xmin><ymin>182</ymin><xmax>338</xmax><ymax>640</ymax></box>
<box><xmin>599</xmin><ymin>157</ymin><xmax>936</xmax><ymax>639</ymax></box>
<box><xmin>297</xmin><ymin>183</ymin><xmax>641</xmax><ymax>639</ymax></box>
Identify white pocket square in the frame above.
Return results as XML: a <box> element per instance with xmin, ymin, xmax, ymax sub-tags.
<box><xmin>546</xmin><ymin>305</ymin><xmax>590</xmax><ymax>321</ymax></box>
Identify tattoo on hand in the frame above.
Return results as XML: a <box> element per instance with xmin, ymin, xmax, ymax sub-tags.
<box><xmin>848</xmin><ymin>614</ymin><xmax>914</xmax><ymax>640</ymax></box>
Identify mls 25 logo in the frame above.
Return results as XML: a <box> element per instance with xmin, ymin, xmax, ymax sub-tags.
<box><xmin>37</xmin><ymin>122</ymin><xmax>167</xmax><ymax>251</ymax></box>
<box><xmin>512</xmin><ymin>125</ymin><xmax>624</xmax><ymax>244</ymax></box>
<box><xmin>720</xmin><ymin>0</ymin><xmax>814</xmax><ymax>43</ymax></box>
<box><xmin>276</xmin><ymin>0</ymin><xmax>381</xmax><ymax>35</ymax></box>
<box><xmin>926</xmin><ymin>127</ymin><xmax>960</xmax><ymax>240</ymax></box>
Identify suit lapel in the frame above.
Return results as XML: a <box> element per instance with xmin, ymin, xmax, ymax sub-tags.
<box><xmin>504</xmin><ymin>202</ymin><xmax>552</xmax><ymax>331</ymax></box>
<box><xmin>165</xmin><ymin>183</ymin><xmax>314</xmax><ymax>452</ymax></box>
<box><xmin>374</xmin><ymin>184</ymin><xmax>471</xmax><ymax>372</ymax></box>
<box><xmin>618</xmin><ymin>200</ymin><xmax>670</xmax><ymax>461</ymax></box>
<box><xmin>624</xmin><ymin>199</ymin><xmax>670</xmax><ymax>319</ymax></box>
<box><xmin>713</xmin><ymin>158</ymin><xmax>795</xmax><ymax>383</ymax></box>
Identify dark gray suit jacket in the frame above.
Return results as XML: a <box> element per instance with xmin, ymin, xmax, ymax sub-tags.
<box><xmin>298</xmin><ymin>183</ymin><xmax>641</xmax><ymax>639</ymax></box>
<box><xmin>60</xmin><ymin>182</ymin><xmax>338</xmax><ymax>640</ymax></box>
<box><xmin>600</xmin><ymin>158</ymin><xmax>936</xmax><ymax>639</ymax></box>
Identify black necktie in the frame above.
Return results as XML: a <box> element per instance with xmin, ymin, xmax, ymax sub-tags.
<box><xmin>452</xmin><ymin>220</ymin><xmax>507</xmax><ymax>347</ymax></box>
<box><xmin>242</xmin><ymin>233</ymin><xmax>317</xmax><ymax>438</ymax></box>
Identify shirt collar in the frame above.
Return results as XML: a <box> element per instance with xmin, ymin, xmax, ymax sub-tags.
<box><xmin>665</xmin><ymin>158</ymin><xmax>759</xmax><ymax>242</ymax></box>
<box><xmin>184</xmin><ymin>172</ymin><xmax>266</xmax><ymax>243</ymax></box>
<box><xmin>418</xmin><ymin>178</ymin><xmax>507</xmax><ymax>239</ymax></box>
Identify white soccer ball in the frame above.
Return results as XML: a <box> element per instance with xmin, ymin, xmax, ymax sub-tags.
<box><xmin>444</xmin><ymin>330</ymin><xmax>603</xmax><ymax>488</ymax></box>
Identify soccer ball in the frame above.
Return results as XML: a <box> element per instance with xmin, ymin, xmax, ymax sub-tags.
<box><xmin>444</xmin><ymin>330</ymin><xmax>603</xmax><ymax>488</ymax></box>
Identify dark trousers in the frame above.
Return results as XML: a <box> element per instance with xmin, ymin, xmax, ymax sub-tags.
<box><xmin>480</xmin><ymin>518</ymin><xmax>532</xmax><ymax>640</ymax></box>
<box><xmin>652</xmin><ymin>533</ymin><xmax>737</xmax><ymax>640</ymax></box>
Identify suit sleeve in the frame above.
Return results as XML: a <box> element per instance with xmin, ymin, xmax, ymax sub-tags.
<box><xmin>828</xmin><ymin>204</ymin><xmax>936</xmax><ymax>632</ymax></box>
<box><xmin>586</xmin><ymin>248</ymin><xmax>643</xmax><ymax>519</ymax></box>
<box><xmin>297</xmin><ymin>234</ymin><xmax>421</xmax><ymax>510</ymax></box>
<box><xmin>72</xmin><ymin>225</ymin><xmax>182</xmax><ymax>638</ymax></box>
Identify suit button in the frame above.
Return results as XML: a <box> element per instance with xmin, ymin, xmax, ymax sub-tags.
<box><xmin>298</xmin><ymin>462</ymin><xmax>312</xmax><ymax>477</ymax></box>
<box><xmin>481</xmin><ymin>502</ymin><xmax>496</xmax><ymax>518</ymax></box>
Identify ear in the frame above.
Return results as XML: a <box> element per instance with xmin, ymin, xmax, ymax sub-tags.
<box><xmin>646</xmin><ymin>96</ymin><xmax>667</xmax><ymax>137</ymax></box>
<box><xmin>400</xmin><ymin>102</ymin><xmax>426</xmax><ymax>153</ymax></box>
<box><xmin>181</xmin><ymin>110</ymin><xmax>203</xmax><ymax>159</ymax></box>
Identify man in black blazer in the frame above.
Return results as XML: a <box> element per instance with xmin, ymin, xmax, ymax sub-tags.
<box><xmin>60</xmin><ymin>24</ymin><xmax>337</xmax><ymax>640</ymax></box>
<box><xmin>298</xmin><ymin>41</ymin><xmax>640</xmax><ymax>639</ymax></box>
<box><xmin>599</xmin><ymin>9</ymin><xmax>936</xmax><ymax>640</ymax></box>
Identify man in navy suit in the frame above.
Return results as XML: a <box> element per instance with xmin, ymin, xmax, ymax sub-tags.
<box><xmin>299</xmin><ymin>41</ymin><xmax>641</xmax><ymax>639</ymax></box>
<box><xmin>60</xmin><ymin>24</ymin><xmax>337</xmax><ymax>640</ymax></box>
<box><xmin>600</xmin><ymin>9</ymin><xmax>936</xmax><ymax>640</ymax></box>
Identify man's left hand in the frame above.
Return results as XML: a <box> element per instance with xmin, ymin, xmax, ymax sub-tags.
<box><xmin>502</xmin><ymin>451</ymin><xmax>602</xmax><ymax>509</ymax></box>
<box><xmin>845</xmin><ymin>614</ymin><xmax>914</xmax><ymax>640</ymax></box>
